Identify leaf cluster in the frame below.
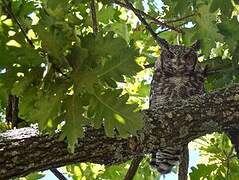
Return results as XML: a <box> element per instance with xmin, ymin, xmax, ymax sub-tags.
<box><xmin>0</xmin><ymin>0</ymin><xmax>144</xmax><ymax>151</ymax></box>
<box><xmin>0</xmin><ymin>0</ymin><xmax>239</xmax><ymax>179</ymax></box>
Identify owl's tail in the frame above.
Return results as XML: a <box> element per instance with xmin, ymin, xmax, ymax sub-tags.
<box><xmin>150</xmin><ymin>147</ymin><xmax>181</xmax><ymax>174</ymax></box>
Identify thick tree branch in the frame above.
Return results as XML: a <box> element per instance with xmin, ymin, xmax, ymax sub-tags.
<box><xmin>141</xmin><ymin>85</ymin><xmax>239</xmax><ymax>151</ymax></box>
<box><xmin>0</xmin><ymin>127</ymin><xmax>133</xmax><ymax>179</ymax></box>
<box><xmin>1</xmin><ymin>84</ymin><xmax>239</xmax><ymax>178</ymax></box>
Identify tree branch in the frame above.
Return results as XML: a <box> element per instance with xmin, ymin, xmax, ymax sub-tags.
<box><xmin>123</xmin><ymin>0</ymin><xmax>168</xmax><ymax>47</ymax></box>
<box><xmin>0</xmin><ymin>127</ymin><xmax>133</xmax><ymax>179</ymax></box>
<box><xmin>50</xmin><ymin>168</ymin><xmax>67</xmax><ymax>180</ymax></box>
<box><xmin>90</xmin><ymin>0</ymin><xmax>98</xmax><ymax>34</ymax></box>
<box><xmin>1</xmin><ymin>84</ymin><xmax>239</xmax><ymax>178</ymax></box>
<box><xmin>163</xmin><ymin>13</ymin><xmax>197</xmax><ymax>23</ymax></box>
<box><xmin>142</xmin><ymin>84</ymin><xmax>239</xmax><ymax>150</ymax></box>
<box><xmin>124</xmin><ymin>155</ymin><xmax>143</xmax><ymax>180</ymax></box>
<box><xmin>111</xmin><ymin>0</ymin><xmax>181</xmax><ymax>33</ymax></box>
<box><xmin>178</xmin><ymin>146</ymin><xmax>189</xmax><ymax>180</ymax></box>
<box><xmin>157</xmin><ymin>22</ymin><xmax>188</xmax><ymax>34</ymax></box>
<box><xmin>2</xmin><ymin>0</ymin><xmax>34</xmax><ymax>47</ymax></box>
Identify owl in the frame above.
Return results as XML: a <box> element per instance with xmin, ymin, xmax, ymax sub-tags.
<box><xmin>149</xmin><ymin>40</ymin><xmax>206</xmax><ymax>174</ymax></box>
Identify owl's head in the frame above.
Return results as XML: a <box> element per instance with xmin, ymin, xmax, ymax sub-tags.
<box><xmin>158</xmin><ymin>41</ymin><xmax>200</xmax><ymax>76</ymax></box>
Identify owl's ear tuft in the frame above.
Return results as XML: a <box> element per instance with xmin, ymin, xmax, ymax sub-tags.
<box><xmin>191</xmin><ymin>40</ymin><xmax>200</xmax><ymax>51</ymax></box>
<box><xmin>159</xmin><ymin>38</ymin><xmax>169</xmax><ymax>50</ymax></box>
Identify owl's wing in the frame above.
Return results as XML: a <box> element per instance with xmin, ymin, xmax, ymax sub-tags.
<box><xmin>149</xmin><ymin>58</ymin><xmax>163</xmax><ymax>107</ymax></box>
<box><xmin>194</xmin><ymin>62</ymin><xmax>207</xmax><ymax>74</ymax></box>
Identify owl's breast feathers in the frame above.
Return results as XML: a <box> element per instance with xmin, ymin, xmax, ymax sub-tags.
<box><xmin>149</xmin><ymin>63</ymin><xmax>205</xmax><ymax>106</ymax></box>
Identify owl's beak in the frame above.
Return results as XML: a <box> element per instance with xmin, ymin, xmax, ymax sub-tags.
<box><xmin>176</xmin><ymin>59</ymin><xmax>182</xmax><ymax>66</ymax></box>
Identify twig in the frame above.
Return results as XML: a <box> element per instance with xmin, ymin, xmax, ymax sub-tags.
<box><xmin>124</xmin><ymin>156</ymin><xmax>143</xmax><ymax>180</ymax></box>
<box><xmin>2</xmin><ymin>0</ymin><xmax>34</xmax><ymax>47</ymax></box>
<box><xmin>157</xmin><ymin>22</ymin><xmax>188</xmax><ymax>34</ymax></box>
<box><xmin>111</xmin><ymin>0</ymin><xmax>181</xmax><ymax>33</ymax></box>
<box><xmin>51</xmin><ymin>62</ymin><xmax>69</xmax><ymax>79</ymax></box>
<box><xmin>123</xmin><ymin>0</ymin><xmax>168</xmax><ymax>48</ymax></box>
<box><xmin>226</xmin><ymin>158</ymin><xmax>230</xmax><ymax>180</ymax></box>
<box><xmin>178</xmin><ymin>145</ymin><xmax>189</xmax><ymax>180</ymax></box>
<box><xmin>89</xmin><ymin>0</ymin><xmax>98</xmax><ymax>34</ymax></box>
<box><xmin>50</xmin><ymin>168</ymin><xmax>67</xmax><ymax>180</ymax></box>
<box><xmin>163</xmin><ymin>13</ymin><xmax>197</xmax><ymax>23</ymax></box>
<box><xmin>223</xmin><ymin>146</ymin><xmax>233</xmax><ymax>179</ymax></box>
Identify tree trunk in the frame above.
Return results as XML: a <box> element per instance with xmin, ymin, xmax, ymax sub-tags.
<box><xmin>1</xmin><ymin>84</ymin><xmax>239</xmax><ymax>179</ymax></box>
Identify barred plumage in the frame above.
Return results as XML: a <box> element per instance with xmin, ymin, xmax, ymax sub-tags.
<box><xmin>150</xmin><ymin>148</ymin><xmax>181</xmax><ymax>174</ymax></box>
<box><xmin>149</xmin><ymin>41</ymin><xmax>206</xmax><ymax>174</ymax></box>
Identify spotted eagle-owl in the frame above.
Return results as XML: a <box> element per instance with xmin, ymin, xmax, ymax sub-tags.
<box><xmin>149</xmin><ymin>40</ymin><xmax>206</xmax><ymax>174</ymax></box>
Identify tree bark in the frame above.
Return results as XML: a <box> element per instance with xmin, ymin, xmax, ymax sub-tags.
<box><xmin>1</xmin><ymin>84</ymin><xmax>239</xmax><ymax>179</ymax></box>
<box><xmin>0</xmin><ymin>127</ymin><xmax>133</xmax><ymax>179</ymax></box>
<box><xmin>141</xmin><ymin>84</ymin><xmax>239</xmax><ymax>151</ymax></box>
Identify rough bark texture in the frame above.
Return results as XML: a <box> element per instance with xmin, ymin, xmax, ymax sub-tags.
<box><xmin>0</xmin><ymin>127</ymin><xmax>133</xmax><ymax>179</ymax></box>
<box><xmin>141</xmin><ymin>84</ymin><xmax>239</xmax><ymax>151</ymax></box>
<box><xmin>1</xmin><ymin>84</ymin><xmax>239</xmax><ymax>179</ymax></box>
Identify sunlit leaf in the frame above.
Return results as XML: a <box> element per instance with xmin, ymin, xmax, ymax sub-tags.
<box><xmin>61</xmin><ymin>93</ymin><xmax>86</xmax><ymax>152</ymax></box>
<box><xmin>88</xmin><ymin>88</ymin><xmax>144</xmax><ymax>137</ymax></box>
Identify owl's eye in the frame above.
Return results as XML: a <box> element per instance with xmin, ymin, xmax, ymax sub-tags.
<box><xmin>184</xmin><ymin>53</ymin><xmax>191</xmax><ymax>59</ymax></box>
<box><xmin>184</xmin><ymin>52</ymin><xmax>196</xmax><ymax>65</ymax></box>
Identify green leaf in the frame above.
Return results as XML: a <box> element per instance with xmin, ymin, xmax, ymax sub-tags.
<box><xmin>137</xmin><ymin>81</ymin><xmax>150</xmax><ymax>97</ymax></box>
<box><xmin>0</xmin><ymin>46</ymin><xmax>43</xmax><ymax>67</ymax></box>
<box><xmin>62</xmin><ymin>94</ymin><xmax>86</xmax><ymax>152</ymax></box>
<box><xmin>217</xmin><ymin>17</ymin><xmax>239</xmax><ymax>51</ymax></box>
<box><xmin>0</xmin><ymin>83</ymin><xmax>7</xmax><ymax>107</ymax></box>
<box><xmin>96</xmin><ymin>157</ymin><xmax>159</xmax><ymax>180</ymax></box>
<box><xmin>97</xmin><ymin>6</ymin><xmax>117</xmax><ymax>24</ymax></box>
<box><xmin>190</xmin><ymin>164</ymin><xmax>218</xmax><ymax>180</ymax></box>
<box><xmin>106</xmin><ymin>22</ymin><xmax>130</xmax><ymax>42</ymax></box>
<box><xmin>45</xmin><ymin>0</ymin><xmax>69</xmax><ymax>17</ymax></box>
<box><xmin>183</xmin><ymin>4</ymin><xmax>223</xmax><ymax>56</ymax></box>
<box><xmin>11</xmin><ymin>68</ymin><xmax>43</xmax><ymax>96</ymax></box>
<box><xmin>89</xmin><ymin>88</ymin><xmax>144</xmax><ymax>137</ymax></box>
<box><xmin>22</xmin><ymin>172</ymin><xmax>45</xmax><ymax>180</ymax></box>
<box><xmin>81</xmin><ymin>33</ymin><xmax>142</xmax><ymax>82</ymax></box>
<box><xmin>19</xmin><ymin>81</ymin><xmax>66</xmax><ymax>130</ymax></box>
<box><xmin>210</xmin><ymin>0</ymin><xmax>233</xmax><ymax>16</ymax></box>
<box><xmin>72</xmin><ymin>70</ymin><xmax>97</xmax><ymax>93</ymax></box>
<box><xmin>67</xmin><ymin>46</ymin><xmax>89</xmax><ymax>70</ymax></box>
<box><xmin>134</xmin><ymin>0</ymin><xmax>144</xmax><ymax>10</ymax></box>
<box><xmin>162</xmin><ymin>0</ymin><xmax>195</xmax><ymax>16</ymax></box>
<box><xmin>33</xmin><ymin>13</ymin><xmax>72</xmax><ymax>61</ymax></box>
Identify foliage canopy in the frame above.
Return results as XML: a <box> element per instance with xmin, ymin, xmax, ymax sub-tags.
<box><xmin>0</xmin><ymin>0</ymin><xmax>239</xmax><ymax>179</ymax></box>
